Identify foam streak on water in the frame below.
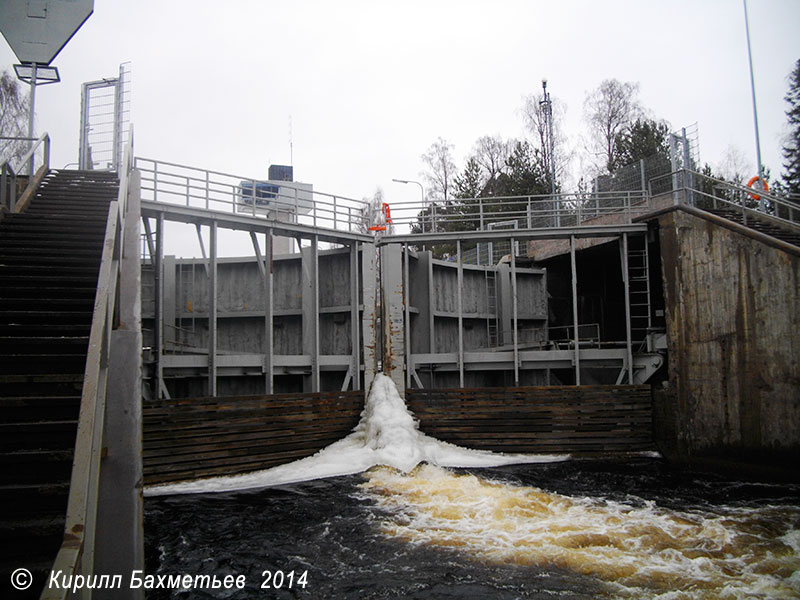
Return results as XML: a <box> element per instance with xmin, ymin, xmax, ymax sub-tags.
<box><xmin>361</xmin><ymin>464</ymin><xmax>800</xmax><ymax>599</ymax></box>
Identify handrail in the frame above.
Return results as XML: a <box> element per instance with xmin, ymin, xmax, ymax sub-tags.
<box><xmin>134</xmin><ymin>156</ymin><xmax>371</xmax><ymax>234</ymax></box>
<box><xmin>387</xmin><ymin>189</ymin><xmax>650</xmax><ymax>234</ymax></box>
<box><xmin>42</xmin><ymin>130</ymin><xmax>133</xmax><ymax>600</ymax></box>
<box><xmin>0</xmin><ymin>133</ymin><xmax>50</xmax><ymax>212</ymax></box>
<box><xmin>650</xmin><ymin>169</ymin><xmax>800</xmax><ymax>232</ymax></box>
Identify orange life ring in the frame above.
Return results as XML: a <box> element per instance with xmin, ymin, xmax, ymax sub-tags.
<box><xmin>746</xmin><ymin>176</ymin><xmax>768</xmax><ymax>201</ymax></box>
<box><xmin>368</xmin><ymin>203</ymin><xmax>392</xmax><ymax>231</ymax></box>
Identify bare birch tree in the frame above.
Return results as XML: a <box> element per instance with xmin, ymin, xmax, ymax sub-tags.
<box><xmin>584</xmin><ymin>79</ymin><xmax>643</xmax><ymax>173</ymax></box>
<box><xmin>0</xmin><ymin>70</ymin><xmax>31</xmax><ymax>167</ymax></box>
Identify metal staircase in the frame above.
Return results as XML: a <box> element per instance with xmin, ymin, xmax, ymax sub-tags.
<box><xmin>705</xmin><ymin>206</ymin><xmax>800</xmax><ymax>248</ymax></box>
<box><xmin>0</xmin><ymin>170</ymin><xmax>118</xmax><ymax>599</ymax></box>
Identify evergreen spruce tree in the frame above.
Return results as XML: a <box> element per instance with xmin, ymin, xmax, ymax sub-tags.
<box><xmin>783</xmin><ymin>59</ymin><xmax>800</xmax><ymax>197</ymax></box>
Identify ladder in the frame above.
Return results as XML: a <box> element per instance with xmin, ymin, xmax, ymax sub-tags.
<box><xmin>626</xmin><ymin>234</ymin><xmax>652</xmax><ymax>346</ymax></box>
<box><xmin>486</xmin><ymin>269</ymin><xmax>498</xmax><ymax>347</ymax></box>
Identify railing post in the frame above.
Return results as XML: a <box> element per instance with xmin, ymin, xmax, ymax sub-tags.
<box><xmin>526</xmin><ymin>197</ymin><xmax>532</xmax><ymax>229</ymax></box>
<box><xmin>334</xmin><ymin>195</ymin><xmax>338</xmax><ymax>230</ymax></box>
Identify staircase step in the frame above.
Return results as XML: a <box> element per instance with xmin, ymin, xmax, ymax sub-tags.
<box><xmin>0</xmin><ymin>375</ymin><xmax>84</xmax><ymax>398</ymax></box>
<box><xmin>0</xmin><ymin>421</ymin><xmax>78</xmax><ymax>451</ymax></box>
<box><xmin>0</xmin><ymin>310</ymin><xmax>94</xmax><ymax>325</ymax></box>
<box><xmin>0</xmin><ymin>298</ymin><xmax>95</xmax><ymax>311</ymax></box>
<box><xmin>0</xmin><ymin>481</ymin><xmax>71</xmax><ymax>515</ymax></box>
<box><xmin>0</xmin><ymin>397</ymin><xmax>81</xmax><ymax>423</ymax></box>
<box><xmin>0</xmin><ymin>264</ymin><xmax>101</xmax><ymax>277</ymax></box>
<box><xmin>0</xmin><ymin>337</ymin><xmax>89</xmax><ymax>355</ymax></box>
<box><xmin>0</xmin><ymin>354</ymin><xmax>87</xmax><ymax>375</ymax></box>
<box><xmin>0</xmin><ymin>286</ymin><xmax>97</xmax><ymax>299</ymax></box>
<box><xmin>0</xmin><ymin>449</ymin><xmax>74</xmax><ymax>484</ymax></box>
<box><xmin>0</xmin><ymin>274</ymin><xmax>99</xmax><ymax>286</ymax></box>
<box><xmin>0</xmin><ymin>243</ymin><xmax>102</xmax><ymax>257</ymax></box>
<box><xmin>0</xmin><ymin>323</ymin><xmax>91</xmax><ymax>336</ymax></box>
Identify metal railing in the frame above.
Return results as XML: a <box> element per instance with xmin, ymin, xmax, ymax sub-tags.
<box><xmin>43</xmin><ymin>128</ymin><xmax>134</xmax><ymax>600</ymax></box>
<box><xmin>387</xmin><ymin>189</ymin><xmax>651</xmax><ymax>236</ymax></box>
<box><xmin>650</xmin><ymin>169</ymin><xmax>800</xmax><ymax>231</ymax></box>
<box><xmin>0</xmin><ymin>133</ymin><xmax>51</xmax><ymax>212</ymax></box>
<box><xmin>134</xmin><ymin>157</ymin><xmax>371</xmax><ymax>234</ymax></box>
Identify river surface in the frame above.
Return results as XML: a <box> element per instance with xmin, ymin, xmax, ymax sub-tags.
<box><xmin>144</xmin><ymin>457</ymin><xmax>800</xmax><ymax>599</ymax></box>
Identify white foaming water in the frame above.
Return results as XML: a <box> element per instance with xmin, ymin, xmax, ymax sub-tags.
<box><xmin>362</xmin><ymin>465</ymin><xmax>800</xmax><ymax>599</ymax></box>
<box><xmin>146</xmin><ymin>373</ymin><xmax>566</xmax><ymax>496</ymax></box>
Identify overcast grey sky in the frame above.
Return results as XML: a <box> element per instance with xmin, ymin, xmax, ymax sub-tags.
<box><xmin>2</xmin><ymin>0</ymin><xmax>799</xmax><ymax>208</ymax></box>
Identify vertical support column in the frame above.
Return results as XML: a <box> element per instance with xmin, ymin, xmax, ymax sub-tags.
<box><xmin>154</xmin><ymin>213</ymin><xmax>164</xmax><ymax>399</ymax></box>
<box><xmin>622</xmin><ymin>233</ymin><xmax>634</xmax><ymax>385</ymax></box>
<box><xmin>457</xmin><ymin>240</ymin><xmax>465</xmax><ymax>387</ymax></box>
<box><xmin>163</xmin><ymin>256</ymin><xmax>176</xmax><ymax>347</ymax></box>
<box><xmin>361</xmin><ymin>242</ymin><xmax>378</xmax><ymax>393</ymax></box>
<box><xmin>381</xmin><ymin>243</ymin><xmax>405</xmax><ymax>397</ymax></box>
<box><xmin>302</xmin><ymin>236</ymin><xmax>320</xmax><ymax>392</ymax></box>
<box><xmin>251</xmin><ymin>229</ymin><xmax>274</xmax><ymax>394</ymax></box>
<box><xmin>427</xmin><ymin>251</ymin><xmax>435</xmax><ymax>357</ymax></box>
<box><xmin>570</xmin><ymin>234</ymin><xmax>581</xmax><ymax>385</ymax></box>
<box><xmin>208</xmin><ymin>222</ymin><xmax>218</xmax><ymax>396</ymax></box>
<box><xmin>350</xmin><ymin>242</ymin><xmax>361</xmax><ymax>390</ymax></box>
<box><xmin>510</xmin><ymin>238</ymin><xmax>519</xmax><ymax>385</ymax></box>
<box><xmin>403</xmin><ymin>243</ymin><xmax>412</xmax><ymax>389</ymax></box>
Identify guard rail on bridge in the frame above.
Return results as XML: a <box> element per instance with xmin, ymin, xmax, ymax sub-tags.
<box><xmin>134</xmin><ymin>157</ymin><xmax>371</xmax><ymax>235</ymax></box>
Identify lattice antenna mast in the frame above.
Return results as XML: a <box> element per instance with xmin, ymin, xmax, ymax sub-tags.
<box><xmin>540</xmin><ymin>79</ymin><xmax>557</xmax><ymax>195</ymax></box>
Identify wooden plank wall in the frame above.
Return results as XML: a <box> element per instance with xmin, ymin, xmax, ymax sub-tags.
<box><xmin>406</xmin><ymin>385</ymin><xmax>653</xmax><ymax>454</ymax></box>
<box><xmin>143</xmin><ymin>390</ymin><xmax>364</xmax><ymax>485</ymax></box>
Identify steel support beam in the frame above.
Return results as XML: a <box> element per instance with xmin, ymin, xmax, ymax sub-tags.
<box><xmin>457</xmin><ymin>240</ymin><xmax>465</xmax><ymax>387</ymax></box>
<box><xmin>154</xmin><ymin>213</ymin><xmax>165</xmax><ymax>398</ymax></box>
<box><xmin>350</xmin><ymin>241</ymin><xmax>360</xmax><ymax>390</ymax></box>
<box><xmin>570</xmin><ymin>234</ymin><xmax>581</xmax><ymax>384</ymax></box>
<box><xmin>511</xmin><ymin>237</ymin><xmax>519</xmax><ymax>385</ymax></box>
<box><xmin>380</xmin><ymin>223</ymin><xmax>649</xmax><ymax>245</ymax></box>
<box><xmin>302</xmin><ymin>236</ymin><xmax>320</xmax><ymax>392</ymax></box>
<box><xmin>208</xmin><ymin>222</ymin><xmax>218</xmax><ymax>396</ymax></box>
<box><xmin>251</xmin><ymin>230</ymin><xmax>274</xmax><ymax>393</ymax></box>
<box><xmin>404</xmin><ymin>242</ymin><xmax>412</xmax><ymax>389</ymax></box>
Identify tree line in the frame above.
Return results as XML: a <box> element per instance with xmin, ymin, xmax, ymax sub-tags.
<box><xmin>405</xmin><ymin>63</ymin><xmax>800</xmax><ymax>240</ymax></box>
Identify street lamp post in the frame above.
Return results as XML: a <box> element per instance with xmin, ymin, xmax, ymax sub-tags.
<box><xmin>743</xmin><ymin>0</ymin><xmax>765</xmax><ymax>211</ymax></box>
<box><xmin>392</xmin><ymin>178</ymin><xmax>426</xmax><ymax>232</ymax></box>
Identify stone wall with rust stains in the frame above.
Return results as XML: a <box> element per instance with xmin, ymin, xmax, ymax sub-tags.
<box><xmin>655</xmin><ymin>208</ymin><xmax>800</xmax><ymax>467</ymax></box>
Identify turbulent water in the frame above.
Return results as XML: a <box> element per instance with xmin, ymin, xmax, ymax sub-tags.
<box><xmin>145</xmin><ymin>458</ymin><xmax>800</xmax><ymax>599</ymax></box>
<box><xmin>145</xmin><ymin>376</ymin><xmax>799</xmax><ymax>598</ymax></box>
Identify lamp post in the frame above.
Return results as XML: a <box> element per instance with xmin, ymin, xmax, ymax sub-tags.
<box><xmin>13</xmin><ymin>63</ymin><xmax>60</xmax><ymax>175</ymax></box>
<box><xmin>743</xmin><ymin>0</ymin><xmax>765</xmax><ymax>211</ymax></box>
<box><xmin>392</xmin><ymin>178</ymin><xmax>426</xmax><ymax>232</ymax></box>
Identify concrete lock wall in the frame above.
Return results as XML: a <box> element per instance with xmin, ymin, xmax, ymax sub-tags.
<box><xmin>654</xmin><ymin>207</ymin><xmax>800</xmax><ymax>468</ymax></box>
